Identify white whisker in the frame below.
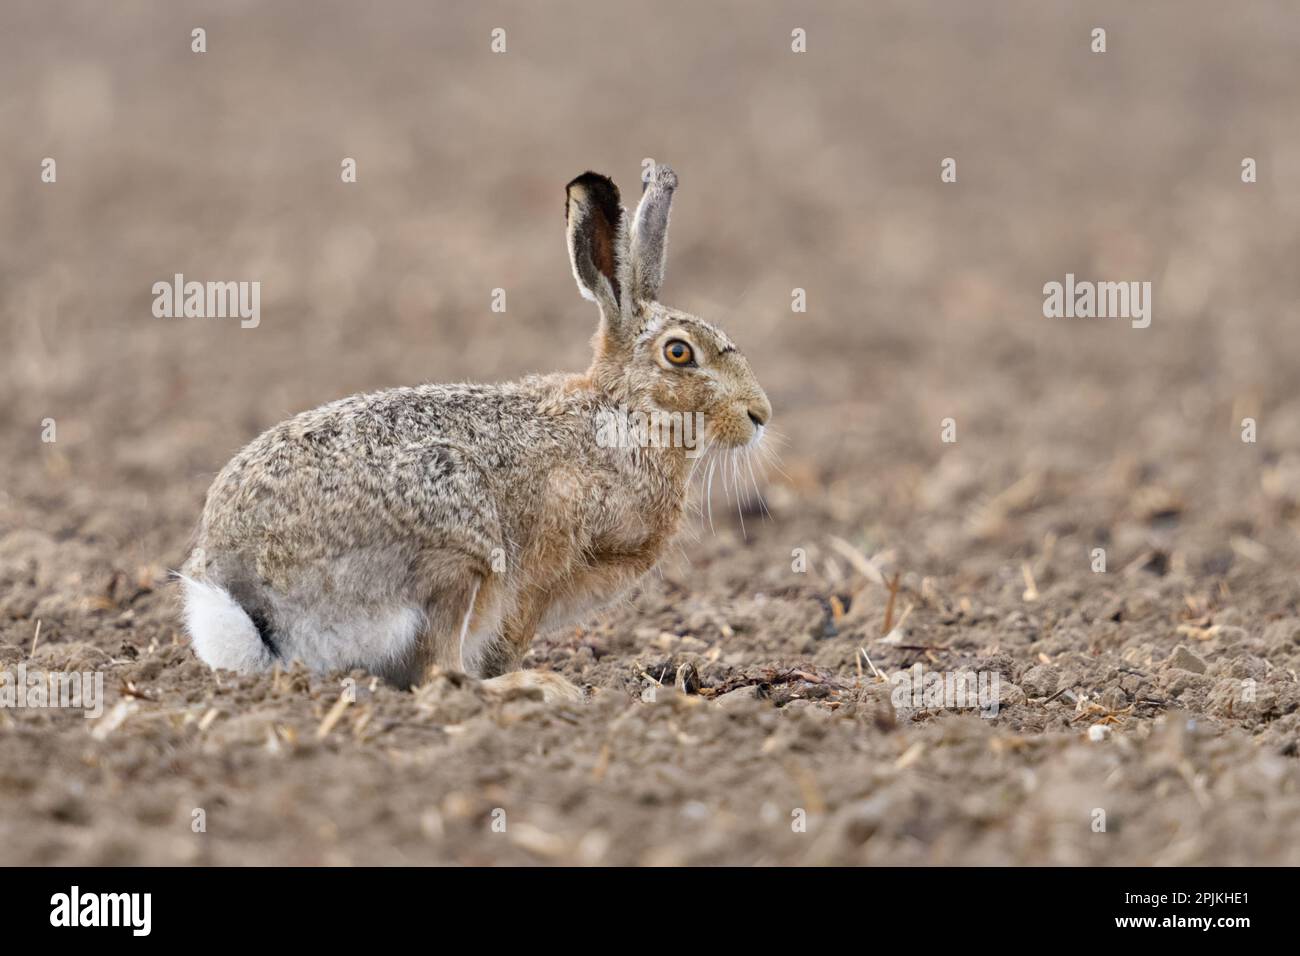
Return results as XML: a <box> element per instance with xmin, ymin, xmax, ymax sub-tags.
<box><xmin>745</xmin><ymin>449</ymin><xmax>772</xmax><ymax>520</ymax></box>
<box><xmin>705</xmin><ymin>455</ymin><xmax>716</xmax><ymax>534</ymax></box>
<box><xmin>729</xmin><ymin>448</ymin><xmax>746</xmax><ymax>538</ymax></box>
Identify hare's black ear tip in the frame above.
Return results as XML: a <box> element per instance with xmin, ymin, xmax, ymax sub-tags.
<box><xmin>565</xmin><ymin>172</ymin><xmax>622</xmax><ymax>224</ymax></box>
<box><xmin>566</xmin><ymin>171</ymin><xmax>617</xmax><ymax>196</ymax></box>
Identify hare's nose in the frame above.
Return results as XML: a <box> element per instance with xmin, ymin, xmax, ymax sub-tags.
<box><xmin>747</xmin><ymin>402</ymin><xmax>770</xmax><ymax>428</ymax></box>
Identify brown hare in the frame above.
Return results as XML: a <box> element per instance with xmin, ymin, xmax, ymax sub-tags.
<box><xmin>180</xmin><ymin>164</ymin><xmax>771</xmax><ymax>701</ymax></box>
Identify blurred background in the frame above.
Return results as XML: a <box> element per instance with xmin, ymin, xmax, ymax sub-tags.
<box><xmin>1</xmin><ymin>0</ymin><xmax>1298</xmax><ymax>865</ymax></box>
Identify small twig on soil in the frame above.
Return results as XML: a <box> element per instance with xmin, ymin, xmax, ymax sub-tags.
<box><xmin>703</xmin><ymin>666</ymin><xmax>847</xmax><ymax>700</ymax></box>
<box><xmin>352</xmin><ymin>705</ymin><xmax>375</xmax><ymax>740</ymax></box>
<box><xmin>1042</xmin><ymin>684</ymin><xmax>1075</xmax><ymax>705</ymax></box>
<box><xmin>119</xmin><ymin>681</ymin><xmax>155</xmax><ymax>701</ymax></box>
<box><xmin>591</xmin><ymin>743</ymin><xmax>612</xmax><ymax>783</ymax></box>
<box><xmin>827</xmin><ymin>536</ymin><xmax>886</xmax><ymax>586</ymax></box>
<box><xmin>674</xmin><ymin>662</ymin><xmax>701</xmax><ymax>694</ymax></box>
<box><xmin>882</xmin><ymin>572</ymin><xmax>902</xmax><ymax>635</ymax></box>
<box><xmin>785</xmin><ymin>669</ymin><xmax>825</xmax><ymax>684</ymax></box>
<box><xmin>1071</xmin><ymin>703</ymin><xmax>1133</xmax><ymax>725</ymax></box>
<box><xmin>30</xmin><ymin>620</ymin><xmax>42</xmax><ymax>656</ymax></box>
<box><xmin>315</xmin><ymin>693</ymin><xmax>352</xmax><ymax>740</ymax></box>
<box><xmin>858</xmin><ymin>646</ymin><xmax>885</xmax><ymax>682</ymax></box>
<box><xmin>1021</xmin><ymin>562</ymin><xmax>1039</xmax><ymax>602</ymax></box>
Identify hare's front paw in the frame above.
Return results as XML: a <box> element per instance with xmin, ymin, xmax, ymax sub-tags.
<box><xmin>482</xmin><ymin>670</ymin><xmax>587</xmax><ymax>704</ymax></box>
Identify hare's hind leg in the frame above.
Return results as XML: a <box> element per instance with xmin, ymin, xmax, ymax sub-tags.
<box><xmin>476</xmin><ymin>604</ymin><xmax>586</xmax><ymax>704</ymax></box>
<box><xmin>481</xmin><ymin>670</ymin><xmax>586</xmax><ymax>704</ymax></box>
<box><xmin>393</xmin><ymin>572</ymin><xmax>485</xmax><ymax>689</ymax></box>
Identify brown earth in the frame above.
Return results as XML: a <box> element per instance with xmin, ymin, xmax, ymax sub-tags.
<box><xmin>2</xmin><ymin>0</ymin><xmax>1299</xmax><ymax>865</ymax></box>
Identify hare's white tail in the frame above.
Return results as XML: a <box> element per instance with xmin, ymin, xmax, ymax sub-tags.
<box><xmin>179</xmin><ymin>575</ymin><xmax>275</xmax><ymax>672</ymax></box>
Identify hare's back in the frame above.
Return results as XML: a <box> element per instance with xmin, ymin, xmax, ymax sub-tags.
<box><xmin>196</xmin><ymin>385</ymin><xmax>505</xmax><ymax>587</ymax></box>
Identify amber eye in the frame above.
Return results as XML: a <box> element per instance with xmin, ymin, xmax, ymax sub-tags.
<box><xmin>663</xmin><ymin>339</ymin><xmax>695</xmax><ymax>367</ymax></box>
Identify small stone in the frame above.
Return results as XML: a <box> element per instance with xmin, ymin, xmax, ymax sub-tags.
<box><xmin>1215</xmin><ymin>607</ymin><xmax>1245</xmax><ymax>627</ymax></box>
<box><xmin>1264</xmin><ymin>618</ymin><xmax>1300</xmax><ymax>647</ymax></box>
<box><xmin>1088</xmin><ymin>724</ymin><xmax>1111</xmax><ymax>742</ymax></box>
<box><xmin>1210</xmin><ymin>625</ymin><xmax>1249</xmax><ymax>646</ymax></box>
<box><xmin>781</xmin><ymin>698</ymin><xmax>831</xmax><ymax>717</ymax></box>
<box><xmin>1099</xmin><ymin>686</ymin><xmax>1128</xmax><ymax>711</ymax></box>
<box><xmin>1020</xmin><ymin>663</ymin><xmax>1059</xmax><ymax>698</ymax></box>
<box><xmin>995</xmin><ymin>681</ymin><xmax>1026</xmax><ymax>708</ymax></box>
<box><xmin>714</xmin><ymin>684</ymin><xmax>768</xmax><ymax>709</ymax></box>
<box><xmin>841</xmin><ymin>794</ymin><xmax>893</xmax><ymax>842</ymax></box>
<box><xmin>1168</xmin><ymin>645</ymin><xmax>1207</xmax><ymax>674</ymax></box>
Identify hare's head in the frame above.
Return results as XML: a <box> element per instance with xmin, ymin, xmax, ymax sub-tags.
<box><xmin>566</xmin><ymin>165</ymin><xmax>771</xmax><ymax>449</ymax></box>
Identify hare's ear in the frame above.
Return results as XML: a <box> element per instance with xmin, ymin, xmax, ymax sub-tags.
<box><xmin>566</xmin><ymin>172</ymin><xmax>630</xmax><ymax>337</ymax></box>
<box><xmin>629</xmin><ymin>163</ymin><xmax>678</xmax><ymax>304</ymax></box>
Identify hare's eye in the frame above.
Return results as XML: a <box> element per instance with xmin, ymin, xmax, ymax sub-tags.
<box><xmin>664</xmin><ymin>340</ymin><xmax>695</xmax><ymax>367</ymax></box>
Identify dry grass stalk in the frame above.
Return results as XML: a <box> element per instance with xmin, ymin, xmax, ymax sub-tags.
<box><xmin>315</xmin><ymin>693</ymin><xmax>352</xmax><ymax>740</ymax></box>
<box><xmin>827</xmin><ymin>535</ymin><xmax>886</xmax><ymax>586</ymax></box>
<box><xmin>858</xmin><ymin>646</ymin><xmax>887</xmax><ymax>682</ymax></box>
<box><xmin>882</xmin><ymin>572</ymin><xmax>901</xmax><ymax>635</ymax></box>
<box><xmin>1021</xmin><ymin>562</ymin><xmax>1039</xmax><ymax>602</ymax></box>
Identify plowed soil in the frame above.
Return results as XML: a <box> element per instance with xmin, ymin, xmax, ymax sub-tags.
<box><xmin>2</xmin><ymin>0</ymin><xmax>1298</xmax><ymax>864</ymax></box>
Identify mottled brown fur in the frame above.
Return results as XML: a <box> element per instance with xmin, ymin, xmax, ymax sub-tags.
<box><xmin>182</xmin><ymin>165</ymin><xmax>771</xmax><ymax>700</ymax></box>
